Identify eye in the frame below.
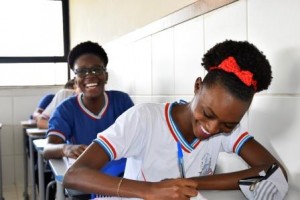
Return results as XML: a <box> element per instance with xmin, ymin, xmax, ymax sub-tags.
<box><xmin>75</xmin><ymin>68</ymin><xmax>88</xmax><ymax>75</ymax></box>
<box><xmin>203</xmin><ymin>110</ymin><xmax>214</xmax><ymax>119</ymax></box>
<box><xmin>222</xmin><ymin>124</ymin><xmax>237</xmax><ymax>133</ymax></box>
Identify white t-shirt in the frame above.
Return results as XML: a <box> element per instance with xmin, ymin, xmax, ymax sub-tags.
<box><xmin>94</xmin><ymin>101</ymin><xmax>253</xmax><ymax>182</ymax></box>
<box><xmin>41</xmin><ymin>88</ymin><xmax>76</xmax><ymax>119</ymax></box>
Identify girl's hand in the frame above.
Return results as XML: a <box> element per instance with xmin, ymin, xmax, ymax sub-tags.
<box><xmin>145</xmin><ymin>178</ymin><xmax>198</xmax><ymax>200</ymax></box>
<box><xmin>63</xmin><ymin>144</ymin><xmax>87</xmax><ymax>159</ymax></box>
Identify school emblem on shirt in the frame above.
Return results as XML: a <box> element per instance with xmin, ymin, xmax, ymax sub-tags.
<box><xmin>199</xmin><ymin>153</ymin><xmax>213</xmax><ymax>176</ymax></box>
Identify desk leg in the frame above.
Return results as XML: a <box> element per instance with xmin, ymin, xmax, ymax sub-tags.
<box><xmin>23</xmin><ymin>129</ymin><xmax>29</xmax><ymax>200</ymax></box>
<box><xmin>0</xmin><ymin>128</ymin><xmax>4</xmax><ymax>200</ymax></box>
<box><xmin>29</xmin><ymin>138</ymin><xmax>36</xmax><ymax>200</ymax></box>
<box><xmin>37</xmin><ymin>152</ymin><xmax>45</xmax><ymax>200</ymax></box>
<box><xmin>56</xmin><ymin>182</ymin><xmax>65</xmax><ymax>200</ymax></box>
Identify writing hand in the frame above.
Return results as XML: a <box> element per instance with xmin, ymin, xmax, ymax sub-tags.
<box><xmin>145</xmin><ymin>178</ymin><xmax>198</xmax><ymax>200</ymax></box>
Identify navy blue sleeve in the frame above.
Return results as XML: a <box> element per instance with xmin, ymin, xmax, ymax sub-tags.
<box><xmin>37</xmin><ymin>94</ymin><xmax>55</xmax><ymax>110</ymax></box>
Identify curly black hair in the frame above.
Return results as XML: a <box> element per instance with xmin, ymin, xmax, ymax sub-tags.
<box><xmin>202</xmin><ymin>40</ymin><xmax>272</xmax><ymax>101</ymax></box>
<box><xmin>68</xmin><ymin>41</ymin><xmax>108</xmax><ymax>71</ymax></box>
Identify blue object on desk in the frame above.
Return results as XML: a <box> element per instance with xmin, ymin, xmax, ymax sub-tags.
<box><xmin>177</xmin><ymin>142</ymin><xmax>185</xmax><ymax>178</ymax></box>
<box><xmin>101</xmin><ymin>158</ymin><xmax>126</xmax><ymax>177</ymax></box>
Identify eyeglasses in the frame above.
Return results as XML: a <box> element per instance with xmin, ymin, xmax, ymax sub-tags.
<box><xmin>75</xmin><ymin>65</ymin><xmax>106</xmax><ymax>77</ymax></box>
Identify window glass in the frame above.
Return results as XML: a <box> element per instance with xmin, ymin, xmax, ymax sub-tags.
<box><xmin>0</xmin><ymin>63</ymin><xmax>68</xmax><ymax>86</ymax></box>
<box><xmin>0</xmin><ymin>1</ymin><xmax>64</xmax><ymax>57</ymax></box>
<box><xmin>0</xmin><ymin>0</ymin><xmax>69</xmax><ymax>86</ymax></box>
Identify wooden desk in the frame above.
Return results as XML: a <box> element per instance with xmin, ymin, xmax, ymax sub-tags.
<box><xmin>21</xmin><ymin>120</ymin><xmax>37</xmax><ymax>200</ymax></box>
<box><xmin>26</xmin><ymin>128</ymin><xmax>47</xmax><ymax>200</ymax></box>
<box><xmin>0</xmin><ymin>123</ymin><xmax>4</xmax><ymax>200</ymax></box>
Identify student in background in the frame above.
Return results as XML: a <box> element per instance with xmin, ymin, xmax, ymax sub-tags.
<box><xmin>43</xmin><ymin>41</ymin><xmax>134</xmax><ymax>177</ymax></box>
<box><xmin>31</xmin><ymin>93</ymin><xmax>54</xmax><ymax>121</ymax></box>
<box><xmin>36</xmin><ymin>78</ymin><xmax>80</xmax><ymax>129</ymax></box>
<box><xmin>63</xmin><ymin>40</ymin><xmax>288</xmax><ymax>199</ymax></box>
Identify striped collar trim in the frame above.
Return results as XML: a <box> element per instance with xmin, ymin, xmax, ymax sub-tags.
<box><xmin>77</xmin><ymin>92</ymin><xmax>109</xmax><ymax>119</ymax></box>
<box><xmin>165</xmin><ymin>101</ymin><xmax>200</xmax><ymax>153</ymax></box>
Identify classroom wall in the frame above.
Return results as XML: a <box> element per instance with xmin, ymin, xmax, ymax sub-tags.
<box><xmin>0</xmin><ymin>86</ymin><xmax>60</xmax><ymax>187</ymax></box>
<box><xmin>69</xmin><ymin>0</ymin><xmax>197</xmax><ymax>46</ymax></box>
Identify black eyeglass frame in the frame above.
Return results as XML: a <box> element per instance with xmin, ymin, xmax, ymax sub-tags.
<box><xmin>75</xmin><ymin>65</ymin><xmax>107</xmax><ymax>77</ymax></box>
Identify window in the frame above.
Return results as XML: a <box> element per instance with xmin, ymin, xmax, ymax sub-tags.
<box><xmin>0</xmin><ymin>0</ymin><xmax>70</xmax><ymax>86</ymax></box>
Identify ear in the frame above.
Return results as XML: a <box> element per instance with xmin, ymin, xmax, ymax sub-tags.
<box><xmin>194</xmin><ymin>77</ymin><xmax>202</xmax><ymax>94</ymax></box>
<box><xmin>105</xmin><ymin>72</ymin><xmax>108</xmax><ymax>83</ymax></box>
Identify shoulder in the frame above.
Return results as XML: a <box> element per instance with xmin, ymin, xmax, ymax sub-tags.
<box><xmin>127</xmin><ymin>103</ymin><xmax>165</xmax><ymax>116</ymax></box>
<box><xmin>38</xmin><ymin>93</ymin><xmax>54</xmax><ymax>105</ymax></box>
<box><xmin>106</xmin><ymin>90</ymin><xmax>130</xmax><ymax>98</ymax></box>
<box><xmin>43</xmin><ymin>93</ymin><xmax>55</xmax><ymax>100</ymax></box>
<box><xmin>56</xmin><ymin>94</ymin><xmax>78</xmax><ymax>109</ymax></box>
<box><xmin>106</xmin><ymin>90</ymin><xmax>134</xmax><ymax>105</ymax></box>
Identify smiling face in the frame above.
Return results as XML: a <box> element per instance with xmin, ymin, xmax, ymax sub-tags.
<box><xmin>74</xmin><ymin>53</ymin><xmax>108</xmax><ymax>99</ymax></box>
<box><xmin>191</xmin><ymin>83</ymin><xmax>251</xmax><ymax>140</ymax></box>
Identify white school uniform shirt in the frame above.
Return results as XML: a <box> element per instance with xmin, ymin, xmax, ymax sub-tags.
<box><xmin>94</xmin><ymin>101</ymin><xmax>253</xmax><ymax>182</ymax></box>
<box><xmin>41</xmin><ymin>88</ymin><xmax>76</xmax><ymax>119</ymax></box>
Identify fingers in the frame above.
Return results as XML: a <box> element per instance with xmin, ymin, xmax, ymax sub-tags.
<box><xmin>153</xmin><ymin>178</ymin><xmax>198</xmax><ymax>199</ymax></box>
<box><xmin>66</xmin><ymin>144</ymin><xmax>87</xmax><ymax>158</ymax></box>
<box><xmin>179</xmin><ymin>185</ymin><xmax>198</xmax><ymax>198</ymax></box>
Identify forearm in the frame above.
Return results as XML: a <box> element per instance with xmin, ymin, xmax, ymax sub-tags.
<box><xmin>63</xmin><ymin>167</ymin><xmax>149</xmax><ymax>198</ymax></box>
<box><xmin>43</xmin><ymin>143</ymin><xmax>65</xmax><ymax>160</ymax></box>
<box><xmin>191</xmin><ymin>164</ymin><xmax>274</xmax><ymax>190</ymax></box>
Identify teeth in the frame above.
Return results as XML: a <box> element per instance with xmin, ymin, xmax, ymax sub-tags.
<box><xmin>201</xmin><ymin>126</ymin><xmax>210</xmax><ymax>135</ymax></box>
<box><xmin>86</xmin><ymin>83</ymin><xmax>98</xmax><ymax>88</ymax></box>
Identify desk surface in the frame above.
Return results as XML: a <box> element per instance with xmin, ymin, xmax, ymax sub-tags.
<box><xmin>83</xmin><ymin>190</ymin><xmax>246</xmax><ymax>200</ymax></box>
<box><xmin>48</xmin><ymin>159</ymin><xmax>248</xmax><ymax>199</ymax></box>
<box><xmin>26</xmin><ymin>128</ymin><xmax>47</xmax><ymax>137</ymax></box>
<box><xmin>33</xmin><ymin>138</ymin><xmax>47</xmax><ymax>151</ymax></box>
<box><xmin>49</xmin><ymin>159</ymin><xmax>67</xmax><ymax>182</ymax></box>
<box><xmin>21</xmin><ymin>120</ymin><xmax>37</xmax><ymax>128</ymax></box>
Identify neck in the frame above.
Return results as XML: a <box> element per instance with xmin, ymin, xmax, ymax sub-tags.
<box><xmin>81</xmin><ymin>93</ymin><xmax>105</xmax><ymax>115</ymax></box>
<box><xmin>172</xmin><ymin>103</ymin><xmax>195</xmax><ymax>143</ymax></box>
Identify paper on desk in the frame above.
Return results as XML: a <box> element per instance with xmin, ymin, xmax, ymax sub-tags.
<box><xmin>190</xmin><ymin>192</ymin><xmax>207</xmax><ymax>200</ymax></box>
<box><xmin>63</xmin><ymin>157</ymin><xmax>76</xmax><ymax>169</ymax></box>
<box><xmin>93</xmin><ymin>198</ymin><xmax>139</xmax><ymax>200</ymax></box>
<box><xmin>92</xmin><ymin>192</ymin><xmax>206</xmax><ymax>200</ymax></box>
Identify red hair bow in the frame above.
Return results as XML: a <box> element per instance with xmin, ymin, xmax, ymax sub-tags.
<box><xmin>210</xmin><ymin>56</ymin><xmax>257</xmax><ymax>91</ymax></box>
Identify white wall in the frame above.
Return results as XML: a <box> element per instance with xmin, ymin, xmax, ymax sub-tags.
<box><xmin>0</xmin><ymin>86</ymin><xmax>60</xmax><ymax>187</ymax></box>
<box><xmin>69</xmin><ymin>0</ymin><xmax>197</xmax><ymax>46</ymax></box>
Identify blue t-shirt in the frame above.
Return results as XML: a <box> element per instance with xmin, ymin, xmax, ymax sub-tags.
<box><xmin>37</xmin><ymin>93</ymin><xmax>55</xmax><ymax>110</ymax></box>
<box><xmin>48</xmin><ymin>90</ymin><xmax>134</xmax><ymax>176</ymax></box>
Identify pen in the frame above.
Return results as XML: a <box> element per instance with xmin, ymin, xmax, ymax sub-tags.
<box><xmin>177</xmin><ymin>141</ymin><xmax>185</xmax><ymax>178</ymax></box>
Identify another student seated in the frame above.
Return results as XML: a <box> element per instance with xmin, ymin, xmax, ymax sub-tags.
<box><xmin>36</xmin><ymin>78</ymin><xmax>80</xmax><ymax>129</ymax></box>
<box><xmin>43</xmin><ymin>41</ymin><xmax>134</xmax><ymax>179</ymax></box>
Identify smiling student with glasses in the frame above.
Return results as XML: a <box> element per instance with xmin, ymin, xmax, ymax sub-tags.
<box><xmin>43</xmin><ymin>41</ymin><xmax>134</xmax><ymax>197</ymax></box>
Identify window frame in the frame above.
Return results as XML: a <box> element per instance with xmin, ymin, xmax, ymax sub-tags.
<box><xmin>0</xmin><ymin>0</ymin><xmax>70</xmax><ymax>78</ymax></box>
